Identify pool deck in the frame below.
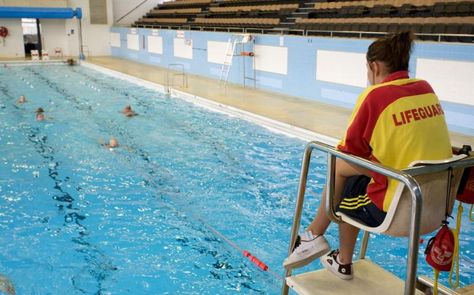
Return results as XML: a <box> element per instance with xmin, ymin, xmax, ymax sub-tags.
<box><xmin>86</xmin><ymin>56</ymin><xmax>474</xmax><ymax>148</ymax></box>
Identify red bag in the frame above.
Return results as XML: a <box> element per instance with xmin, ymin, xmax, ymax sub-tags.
<box><xmin>425</xmin><ymin>224</ymin><xmax>455</xmax><ymax>272</ymax></box>
<box><xmin>457</xmin><ymin>167</ymin><xmax>474</xmax><ymax>204</ymax></box>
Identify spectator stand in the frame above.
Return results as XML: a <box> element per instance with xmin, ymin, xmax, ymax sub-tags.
<box><xmin>132</xmin><ymin>0</ymin><xmax>474</xmax><ymax>42</ymax></box>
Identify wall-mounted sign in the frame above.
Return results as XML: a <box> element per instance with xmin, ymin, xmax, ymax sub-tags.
<box><xmin>151</xmin><ymin>29</ymin><xmax>159</xmax><ymax>36</ymax></box>
<box><xmin>130</xmin><ymin>28</ymin><xmax>137</xmax><ymax>34</ymax></box>
<box><xmin>176</xmin><ymin>30</ymin><xmax>185</xmax><ymax>39</ymax></box>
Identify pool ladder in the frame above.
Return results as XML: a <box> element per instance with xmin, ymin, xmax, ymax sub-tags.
<box><xmin>166</xmin><ymin>63</ymin><xmax>188</xmax><ymax>93</ymax></box>
<box><xmin>282</xmin><ymin>140</ymin><xmax>474</xmax><ymax>295</ymax></box>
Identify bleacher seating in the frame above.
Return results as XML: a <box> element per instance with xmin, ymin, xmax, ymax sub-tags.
<box><xmin>220</xmin><ymin>0</ymin><xmax>287</xmax><ymax>3</ymax></box>
<box><xmin>194</xmin><ymin>17</ymin><xmax>280</xmax><ymax>27</ymax></box>
<box><xmin>131</xmin><ymin>0</ymin><xmax>474</xmax><ymax>43</ymax></box>
<box><xmin>148</xmin><ymin>8</ymin><xmax>202</xmax><ymax>15</ymax></box>
<box><xmin>160</xmin><ymin>0</ymin><xmax>212</xmax><ymax>7</ymax></box>
<box><xmin>209</xmin><ymin>4</ymin><xmax>298</xmax><ymax>14</ymax></box>
<box><xmin>309</xmin><ymin>0</ymin><xmax>474</xmax><ymax>18</ymax></box>
<box><xmin>294</xmin><ymin>16</ymin><xmax>474</xmax><ymax>42</ymax></box>
<box><xmin>137</xmin><ymin>18</ymin><xmax>189</xmax><ymax>25</ymax></box>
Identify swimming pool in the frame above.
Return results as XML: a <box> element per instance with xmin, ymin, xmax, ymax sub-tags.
<box><xmin>0</xmin><ymin>64</ymin><xmax>472</xmax><ymax>294</ymax></box>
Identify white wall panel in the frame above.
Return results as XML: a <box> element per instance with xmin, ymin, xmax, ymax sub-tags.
<box><xmin>41</xmin><ymin>19</ymin><xmax>68</xmax><ymax>56</ymax></box>
<box><xmin>127</xmin><ymin>34</ymin><xmax>139</xmax><ymax>51</ymax></box>
<box><xmin>316</xmin><ymin>50</ymin><xmax>367</xmax><ymax>87</ymax></box>
<box><xmin>0</xmin><ymin>19</ymin><xmax>25</xmax><ymax>58</ymax></box>
<box><xmin>207</xmin><ymin>41</ymin><xmax>228</xmax><ymax>64</ymax></box>
<box><xmin>110</xmin><ymin>32</ymin><xmax>121</xmax><ymax>47</ymax></box>
<box><xmin>254</xmin><ymin>45</ymin><xmax>287</xmax><ymax>75</ymax></box>
<box><xmin>147</xmin><ymin>36</ymin><xmax>163</xmax><ymax>54</ymax></box>
<box><xmin>416</xmin><ymin>58</ymin><xmax>474</xmax><ymax>106</ymax></box>
<box><xmin>173</xmin><ymin>38</ymin><xmax>192</xmax><ymax>59</ymax></box>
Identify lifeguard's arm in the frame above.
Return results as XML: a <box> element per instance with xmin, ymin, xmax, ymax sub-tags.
<box><xmin>337</xmin><ymin>92</ymin><xmax>373</xmax><ymax>172</ymax></box>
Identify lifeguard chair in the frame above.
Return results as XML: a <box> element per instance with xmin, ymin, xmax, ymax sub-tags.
<box><xmin>283</xmin><ymin>140</ymin><xmax>474</xmax><ymax>295</ymax></box>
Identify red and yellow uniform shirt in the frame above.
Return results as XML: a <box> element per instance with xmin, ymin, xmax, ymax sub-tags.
<box><xmin>337</xmin><ymin>71</ymin><xmax>452</xmax><ymax>212</ymax></box>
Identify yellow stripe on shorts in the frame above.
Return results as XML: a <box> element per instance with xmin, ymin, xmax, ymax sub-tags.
<box><xmin>339</xmin><ymin>199</ymin><xmax>372</xmax><ymax>210</ymax></box>
<box><xmin>339</xmin><ymin>194</ymin><xmax>372</xmax><ymax>210</ymax></box>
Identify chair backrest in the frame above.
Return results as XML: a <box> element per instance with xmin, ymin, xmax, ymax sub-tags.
<box><xmin>336</xmin><ymin>154</ymin><xmax>467</xmax><ymax>237</ymax></box>
<box><xmin>384</xmin><ymin>157</ymin><xmax>465</xmax><ymax>236</ymax></box>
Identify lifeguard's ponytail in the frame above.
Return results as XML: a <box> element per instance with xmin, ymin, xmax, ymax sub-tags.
<box><xmin>366</xmin><ymin>31</ymin><xmax>414</xmax><ymax>73</ymax></box>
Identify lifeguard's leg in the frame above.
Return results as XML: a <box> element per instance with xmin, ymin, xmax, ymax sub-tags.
<box><xmin>308</xmin><ymin>159</ymin><xmax>370</xmax><ymax>236</ymax></box>
<box><xmin>283</xmin><ymin>159</ymin><xmax>370</xmax><ymax>269</ymax></box>
<box><xmin>338</xmin><ymin>222</ymin><xmax>360</xmax><ymax>264</ymax></box>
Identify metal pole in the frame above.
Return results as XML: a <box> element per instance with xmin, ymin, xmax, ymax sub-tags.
<box><xmin>78</xmin><ymin>18</ymin><xmax>85</xmax><ymax>60</ymax></box>
<box><xmin>252</xmin><ymin>38</ymin><xmax>256</xmax><ymax>89</ymax></box>
<box><xmin>405</xmin><ymin>184</ymin><xmax>422</xmax><ymax>295</ymax></box>
<box><xmin>359</xmin><ymin>231</ymin><xmax>370</xmax><ymax>259</ymax></box>
<box><xmin>281</xmin><ymin>143</ymin><xmax>314</xmax><ymax>295</ymax></box>
<box><xmin>325</xmin><ymin>154</ymin><xmax>340</xmax><ymax>222</ymax></box>
<box><xmin>242</xmin><ymin>42</ymin><xmax>245</xmax><ymax>88</ymax></box>
<box><xmin>36</xmin><ymin>19</ymin><xmax>42</xmax><ymax>55</ymax></box>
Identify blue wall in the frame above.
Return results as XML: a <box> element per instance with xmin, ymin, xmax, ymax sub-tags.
<box><xmin>110</xmin><ymin>27</ymin><xmax>474</xmax><ymax>136</ymax></box>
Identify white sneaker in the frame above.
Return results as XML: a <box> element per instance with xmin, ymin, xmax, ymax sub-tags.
<box><xmin>283</xmin><ymin>231</ymin><xmax>330</xmax><ymax>269</ymax></box>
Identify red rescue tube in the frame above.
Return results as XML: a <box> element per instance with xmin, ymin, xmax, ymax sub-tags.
<box><xmin>240</xmin><ymin>51</ymin><xmax>254</xmax><ymax>57</ymax></box>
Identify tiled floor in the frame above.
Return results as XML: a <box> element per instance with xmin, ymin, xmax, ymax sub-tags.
<box><xmin>87</xmin><ymin>56</ymin><xmax>474</xmax><ymax>148</ymax></box>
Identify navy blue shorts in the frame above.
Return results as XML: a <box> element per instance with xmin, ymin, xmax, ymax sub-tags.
<box><xmin>336</xmin><ymin>175</ymin><xmax>386</xmax><ymax>227</ymax></box>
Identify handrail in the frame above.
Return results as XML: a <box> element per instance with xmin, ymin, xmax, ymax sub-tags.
<box><xmin>166</xmin><ymin>63</ymin><xmax>188</xmax><ymax>92</ymax></box>
<box><xmin>131</xmin><ymin>23</ymin><xmax>474</xmax><ymax>41</ymax></box>
<box><xmin>282</xmin><ymin>140</ymin><xmax>474</xmax><ymax>295</ymax></box>
<box><xmin>116</xmin><ymin>0</ymin><xmax>150</xmax><ymax>24</ymax></box>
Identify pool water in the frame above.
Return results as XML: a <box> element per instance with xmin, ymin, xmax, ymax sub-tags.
<box><xmin>0</xmin><ymin>64</ymin><xmax>472</xmax><ymax>294</ymax></box>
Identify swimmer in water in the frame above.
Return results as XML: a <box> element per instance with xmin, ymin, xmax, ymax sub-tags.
<box><xmin>17</xmin><ymin>95</ymin><xmax>26</xmax><ymax>104</ymax></box>
<box><xmin>66</xmin><ymin>58</ymin><xmax>76</xmax><ymax>66</ymax></box>
<box><xmin>122</xmin><ymin>105</ymin><xmax>138</xmax><ymax>117</ymax></box>
<box><xmin>35</xmin><ymin>107</ymin><xmax>45</xmax><ymax>121</ymax></box>
<box><xmin>101</xmin><ymin>137</ymin><xmax>119</xmax><ymax>149</ymax></box>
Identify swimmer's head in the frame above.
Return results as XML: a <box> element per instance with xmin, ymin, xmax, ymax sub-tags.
<box><xmin>109</xmin><ymin>138</ymin><xmax>119</xmax><ymax>148</ymax></box>
<box><xmin>36</xmin><ymin>113</ymin><xmax>45</xmax><ymax>121</ymax></box>
<box><xmin>36</xmin><ymin>107</ymin><xmax>44</xmax><ymax>114</ymax></box>
<box><xmin>18</xmin><ymin>95</ymin><xmax>26</xmax><ymax>103</ymax></box>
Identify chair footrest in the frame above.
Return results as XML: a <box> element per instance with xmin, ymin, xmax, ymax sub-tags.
<box><xmin>286</xmin><ymin>259</ymin><xmax>424</xmax><ymax>295</ymax></box>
